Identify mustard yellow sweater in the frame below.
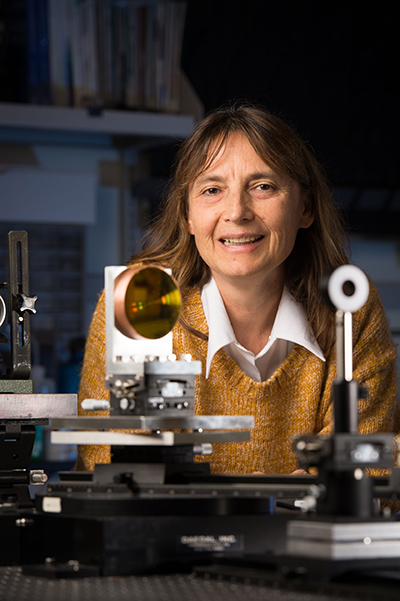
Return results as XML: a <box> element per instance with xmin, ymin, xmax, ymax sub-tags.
<box><xmin>76</xmin><ymin>283</ymin><xmax>399</xmax><ymax>474</ymax></box>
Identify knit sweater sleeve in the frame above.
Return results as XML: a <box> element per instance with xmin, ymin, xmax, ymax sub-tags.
<box><xmin>75</xmin><ymin>290</ymin><xmax>111</xmax><ymax>470</ymax></box>
<box><xmin>354</xmin><ymin>282</ymin><xmax>398</xmax><ymax>436</ymax></box>
<box><xmin>317</xmin><ymin>281</ymin><xmax>399</xmax><ymax>438</ymax></box>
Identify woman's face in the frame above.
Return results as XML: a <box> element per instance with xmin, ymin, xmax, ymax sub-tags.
<box><xmin>187</xmin><ymin>132</ymin><xmax>314</xmax><ymax>291</ymax></box>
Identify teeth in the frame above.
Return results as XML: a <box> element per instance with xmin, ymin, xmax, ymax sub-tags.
<box><xmin>222</xmin><ymin>235</ymin><xmax>262</xmax><ymax>245</ymax></box>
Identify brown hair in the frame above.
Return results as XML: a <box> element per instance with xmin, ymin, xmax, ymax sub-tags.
<box><xmin>130</xmin><ymin>102</ymin><xmax>350</xmax><ymax>355</ymax></box>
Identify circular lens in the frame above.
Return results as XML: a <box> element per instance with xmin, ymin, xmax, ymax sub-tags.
<box><xmin>114</xmin><ymin>266</ymin><xmax>181</xmax><ymax>339</ymax></box>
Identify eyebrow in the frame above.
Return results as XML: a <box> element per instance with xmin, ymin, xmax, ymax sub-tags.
<box><xmin>192</xmin><ymin>175</ymin><xmax>224</xmax><ymax>188</ymax></box>
<box><xmin>193</xmin><ymin>171</ymin><xmax>278</xmax><ymax>187</ymax></box>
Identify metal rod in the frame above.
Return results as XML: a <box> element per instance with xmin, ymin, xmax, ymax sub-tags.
<box><xmin>335</xmin><ymin>310</ymin><xmax>345</xmax><ymax>381</ymax></box>
<box><xmin>344</xmin><ymin>311</ymin><xmax>353</xmax><ymax>382</ymax></box>
<box><xmin>335</xmin><ymin>310</ymin><xmax>353</xmax><ymax>382</ymax></box>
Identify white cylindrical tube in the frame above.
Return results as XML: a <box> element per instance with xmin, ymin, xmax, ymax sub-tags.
<box><xmin>81</xmin><ymin>399</ymin><xmax>110</xmax><ymax>411</ymax></box>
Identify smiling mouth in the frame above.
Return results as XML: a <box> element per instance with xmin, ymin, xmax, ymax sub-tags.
<box><xmin>220</xmin><ymin>235</ymin><xmax>264</xmax><ymax>246</ymax></box>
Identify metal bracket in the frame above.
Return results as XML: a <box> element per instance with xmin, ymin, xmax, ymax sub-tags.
<box><xmin>7</xmin><ymin>231</ymin><xmax>37</xmax><ymax>379</ymax></box>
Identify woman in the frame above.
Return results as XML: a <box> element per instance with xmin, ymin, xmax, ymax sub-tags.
<box><xmin>76</xmin><ymin>102</ymin><xmax>398</xmax><ymax>473</ymax></box>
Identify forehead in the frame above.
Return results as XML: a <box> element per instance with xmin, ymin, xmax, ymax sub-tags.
<box><xmin>190</xmin><ymin>131</ymin><xmax>288</xmax><ymax>188</ymax></box>
<box><xmin>193</xmin><ymin>133</ymin><xmax>271</xmax><ymax>178</ymax></box>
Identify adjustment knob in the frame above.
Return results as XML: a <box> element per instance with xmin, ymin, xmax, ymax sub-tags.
<box><xmin>18</xmin><ymin>292</ymin><xmax>38</xmax><ymax>314</ymax></box>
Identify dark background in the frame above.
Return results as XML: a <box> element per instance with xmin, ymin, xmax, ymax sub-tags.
<box><xmin>181</xmin><ymin>1</ymin><xmax>400</xmax><ymax>233</ymax></box>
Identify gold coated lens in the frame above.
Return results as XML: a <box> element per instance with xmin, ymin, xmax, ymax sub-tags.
<box><xmin>114</xmin><ymin>266</ymin><xmax>181</xmax><ymax>340</ymax></box>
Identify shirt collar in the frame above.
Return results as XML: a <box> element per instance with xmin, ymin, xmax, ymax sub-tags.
<box><xmin>201</xmin><ymin>277</ymin><xmax>325</xmax><ymax>378</ymax></box>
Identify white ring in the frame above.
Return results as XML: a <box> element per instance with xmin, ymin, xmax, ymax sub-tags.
<box><xmin>0</xmin><ymin>295</ymin><xmax>6</xmax><ymax>327</ymax></box>
<box><xmin>327</xmin><ymin>265</ymin><xmax>370</xmax><ymax>313</ymax></box>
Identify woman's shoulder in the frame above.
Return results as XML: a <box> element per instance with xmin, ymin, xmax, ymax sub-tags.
<box><xmin>87</xmin><ymin>289</ymin><xmax>106</xmax><ymax>343</ymax></box>
<box><xmin>352</xmin><ymin>277</ymin><xmax>395</xmax><ymax>361</ymax></box>
<box><xmin>353</xmin><ymin>278</ymin><xmax>388</xmax><ymax>330</ymax></box>
<box><xmin>173</xmin><ymin>286</ymin><xmax>208</xmax><ymax>357</ymax></box>
<box><xmin>180</xmin><ymin>287</ymin><xmax>205</xmax><ymax>323</ymax></box>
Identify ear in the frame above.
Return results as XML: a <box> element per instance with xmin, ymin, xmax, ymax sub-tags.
<box><xmin>299</xmin><ymin>194</ymin><xmax>314</xmax><ymax>230</ymax></box>
<box><xmin>187</xmin><ymin>211</ymin><xmax>194</xmax><ymax>235</ymax></box>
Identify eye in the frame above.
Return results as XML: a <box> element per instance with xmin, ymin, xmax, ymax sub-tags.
<box><xmin>250</xmin><ymin>182</ymin><xmax>277</xmax><ymax>198</ymax></box>
<box><xmin>255</xmin><ymin>183</ymin><xmax>274</xmax><ymax>191</ymax></box>
<box><xmin>202</xmin><ymin>187</ymin><xmax>220</xmax><ymax>196</ymax></box>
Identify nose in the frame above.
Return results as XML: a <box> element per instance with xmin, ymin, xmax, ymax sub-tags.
<box><xmin>223</xmin><ymin>190</ymin><xmax>254</xmax><ymax>223</ymax></box>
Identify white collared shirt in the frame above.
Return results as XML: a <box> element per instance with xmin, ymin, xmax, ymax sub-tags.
<box><xmin>201</xmin><ymin>277</ymin><xmax>325</xmax><ymax>382</ymax></box>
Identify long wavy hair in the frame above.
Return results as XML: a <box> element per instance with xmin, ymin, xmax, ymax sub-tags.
<box><xmin>130</xmin><ymin>102</ymin><xmax>350</xmax><ymax>355</ymax></box>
